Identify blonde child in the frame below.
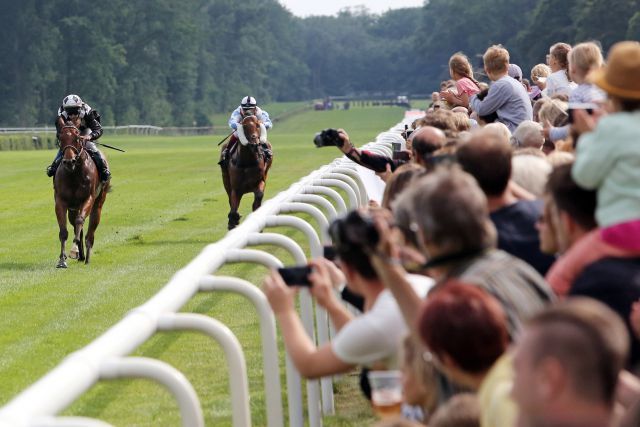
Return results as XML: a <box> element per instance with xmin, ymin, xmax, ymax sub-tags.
<box><xmin>545</xmin><ymin>42</ymin><xmax>607</xmax><ymax>142</ymax></box>
<box><xmin>529</xmin><ymin>63</ymin><xmax>551</xmax><ymax>100</ymax></box>
<box><xmin>439</xmin><ymin>53</ymin><xmax>481</xmax><ymax>109</ymax></box>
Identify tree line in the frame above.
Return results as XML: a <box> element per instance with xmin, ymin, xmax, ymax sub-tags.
<box><xmin>1</xmin><ymin>0</ymin><xmax>637</xmax><ymax>127</ymax></box>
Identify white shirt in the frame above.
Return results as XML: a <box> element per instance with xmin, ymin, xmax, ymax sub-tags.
<box><xmin>331</xmin><ymin>274</ymin><xmax>433</xmax><ymax>368</ymax></box>
<box><xmin>544</xmin><ymin>70</ymin><xmax>577</xmax><ymax>98</ymax></box>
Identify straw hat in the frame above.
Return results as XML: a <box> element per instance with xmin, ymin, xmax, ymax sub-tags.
<box><xmin>588</xmin><ymin>41</ymin><xmax>640</xmax><ymax>100</ymax></box>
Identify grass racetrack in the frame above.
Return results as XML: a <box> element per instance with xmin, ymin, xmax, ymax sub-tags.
<box><xmin>0</xmin><ymin>106</ymin><xmax>407</xmax><ymax>426</ymax></box>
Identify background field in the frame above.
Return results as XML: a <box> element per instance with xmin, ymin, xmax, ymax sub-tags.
<box><xmin>0</xmin><ymin>106</ymin><xmax>407</xmax><ymax>426</ymax></box>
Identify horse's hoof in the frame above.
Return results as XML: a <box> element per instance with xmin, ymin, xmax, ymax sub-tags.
<box><xmin>69</xmin><ymin>246</ymin><xmax>79</xmax><ymax>259</ymax></box>
<box><xmin>56</xmin><ymin>260</ymin><xmax>68</xmax><ymax>268</ymax></box>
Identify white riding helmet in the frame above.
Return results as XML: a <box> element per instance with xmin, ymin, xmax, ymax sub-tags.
<box><xmin>240</xmin><ymin>96</ymin><xmax>257</xmax><ymax>110</ymax></box>
<box><xmin>62</xmin><ymin>94</ymin><xmax>83</xmax><ymax>109</ymax></box>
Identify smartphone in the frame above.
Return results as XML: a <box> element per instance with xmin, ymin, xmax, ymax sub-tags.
<box><xmin>567</xmin><ymin>102</ymin><xmax>598</xmax><ymax>124</ymax></box>
<box><xmin>278</xmin><ymin>266</ymin><xmax>312</xmax><ymax>287</ymax></box>
<box><xmin>323</xmin><ymin>245</ymin><xmax>337</xmax><ymax>261</ymax></box>
<box><xmin>392</xmin><ymin>151</ymin><xmax>411</xmax><ymax>161</ymax></box>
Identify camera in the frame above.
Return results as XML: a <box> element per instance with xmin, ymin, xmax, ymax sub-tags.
<box><xmin>323</xmin><ymin>245</ymin><xmax>337</xmax><ymax>261</ymax></box>
<box><xmin>329</xmin><ymin>210</ymin><xmax>380</xmax><ymax>253</ymax></box>
<box><xmin>313</xmin><ymin>128</ymin><xmax>344</xmax><ymax>148</ymax></box>
<box><xmin>392</xmin><ymin>151</ymin><xmax>411</xmax><ymax>161</ymax></box>
<box><xmin>278</xmin><ymin>266</ymin><xmax>312</xmax><ymax>287</ymax></box>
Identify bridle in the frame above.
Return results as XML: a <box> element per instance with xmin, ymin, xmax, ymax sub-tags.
<box><xmin>237</xmin><ymin>115</ymin><xmax>261</xmax><ymax>148</ymax></box>
<box><xmin>60</xmin><ymin>125</ymin><xmax>84</xmax><ymax>163</ymax></box>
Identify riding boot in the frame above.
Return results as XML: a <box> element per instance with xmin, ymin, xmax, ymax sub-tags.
<box><xmin>46</xmin><ymin>150</ymin><xmax>63</xmax><ymax>177</ymax></box>
<box><xmin>218</xmin><ymin>147</ymin><xmax>229</xmax><ymax>168</ymax></box>
<box><xmin>219</xmin><ymin>139</ymin><xmax>237</xmax><ymax>168</ymax></box>
<box><xmin>87</xmin><ymin>148</ymin><xmax>111</xmax><ymax>182</ymax></box>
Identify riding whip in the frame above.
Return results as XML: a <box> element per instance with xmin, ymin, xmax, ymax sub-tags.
<box><xmin>94</xmin><ymin>141</ymin><xmax>126</xmax><ymax>152</ymax></box>
<box><xmin>217</xmin><ymin>130</ymin><xmax>235</xmax><ymax>146</ymax></box>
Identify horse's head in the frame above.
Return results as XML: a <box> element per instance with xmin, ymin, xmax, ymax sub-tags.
<box><xmin>57</xmin><ymin>119</ymin><xmax>84</xmax><ymax>172</ymax></box>
<box><xmin>237</xmin><ymin>115</ymin><xmax>267</xmax><ymax>148</ymax></box>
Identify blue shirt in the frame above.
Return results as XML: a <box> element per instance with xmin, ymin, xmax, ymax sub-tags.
<box><xmin>470</xmin><ymin>76</ymin><xmax>533</xmax><ymax>133</ymax></box>
<box><xmin>228</xmin><ymin>107</ymin><xmax>273</xmax><ymax>130</ymax></box>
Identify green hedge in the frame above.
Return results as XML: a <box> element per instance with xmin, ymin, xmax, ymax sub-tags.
<box><xmin>0</xmin><ymin>134</ymin><xmax>58</xmax><ymax>151</ymax></box>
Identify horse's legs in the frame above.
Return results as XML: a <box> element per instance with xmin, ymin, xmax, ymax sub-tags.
<box><xmin>77</xmin><ymin>228</ymin><xmax>85</xmax><ymax>262</ymax></box>
<box><xmin>252</xmin><ymin>181</ymin><xmax>266</xmax><ymax>211</ymax></box>
<box><xmin>67</xmin><ymin>210</ymin><xmax>80</xmax><ymax>260</ymax></box>
<box><xmin>85</xmin><ymin>192</ymin><xmax>107</xmax><ymax>264</ymax></box>
<box><xmin>228</xmin><ymin>190</ymin><xmax>242</xmax><ymax>230</ymax></box>
<box><xmin>55</xmin><ymin>201</ymin><xmax>68</xmax><ymax>268</ymax></box>
<box><xmin>70</xmin><ymin>198</ymin><xmax>95</xmax><ymax>261</ymax></box>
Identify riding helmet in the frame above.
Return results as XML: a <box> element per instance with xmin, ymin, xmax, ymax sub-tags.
<box><xmin>62</xmin><ymin>94</ymin><xmax>83</xmax><ymax>109</ymax></box>
<box><xmin>241</xmin><ymin>96</ymin><xmax>257</xmax><ymax>109</ymax></box>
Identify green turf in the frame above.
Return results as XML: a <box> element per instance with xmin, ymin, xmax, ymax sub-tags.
<box><xmin>0</xmin><ymin>106</ymin><xmax>405</xmax><ymax>426</ymax></box>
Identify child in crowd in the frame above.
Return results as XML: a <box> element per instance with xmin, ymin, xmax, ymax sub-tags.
<box><xmin>469</xmin><ymin>45</ymin><xmax>533</xmax><ymax>133</ymax></box>
<box><xmin>545</xmin><ymin>42</ymin><xmax>577</xmax><ymax>97</ymax></box>
<box><xmin>439</xmin><ymin>53</ymin><xmax>481</xmax><ymax>109</ymax></box>
<box><xmin>546</xmin><ymin>42</ymin><xmax>607</xmax><ymax>142</ymax></box>
<box><xmin>545</xmin><ymin>41</ymin><xmax>640</xmax><ymax>295</ymax></box>
<box><xmin>529</xmin><ymin>63</ymin><xmax>551</xmax><ymax>100</ymax></box>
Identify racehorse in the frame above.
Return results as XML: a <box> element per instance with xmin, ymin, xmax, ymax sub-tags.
<box><xmin>220</xmin><ymin>114</ymin><xmax>273</xmax><ymax>229</ymax></box>
<box><xmin>53</xmin><ymin>117</ymin><xmax>109</xmax><ymax>268</ymax></box>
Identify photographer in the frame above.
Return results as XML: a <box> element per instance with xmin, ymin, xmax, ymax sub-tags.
<box><xmin>262</xmin><ymin>210</ymin><xmax>433</xmax><ymax>383</ymax></box>
<box><xmin>316</xmin><ymin>127</ymin><xmax>445</xmax><ymax>180</ymax></box>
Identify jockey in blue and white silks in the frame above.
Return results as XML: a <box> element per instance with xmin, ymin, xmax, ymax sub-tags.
<box><xmin>220</xmin><ymin>96</ymin><xmax>273</xmax><ymax>167</ymax></box>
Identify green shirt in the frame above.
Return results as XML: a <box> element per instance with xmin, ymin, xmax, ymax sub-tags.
<box><xmin>572</xmin><ymin>112</ymin><xmax>640</xmax><ymax>227</ymax></box>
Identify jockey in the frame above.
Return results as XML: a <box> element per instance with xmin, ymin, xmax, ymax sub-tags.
<box><xmin>46</xmin><ymin>94</ymin><xmax>111</xmax><ymax>182</ymax></box>
<box><xmin>219</xmin><ymin>96</ymin><xmax>273</xmax><ymax>167</ymax></box>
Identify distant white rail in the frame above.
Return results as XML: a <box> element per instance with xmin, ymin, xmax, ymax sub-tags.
<box><xmin>0</xmin><ymin>121</ymin><xmax>410</xmax><ymax>427</ymax></box>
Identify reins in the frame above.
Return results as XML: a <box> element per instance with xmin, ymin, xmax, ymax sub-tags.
<box><xmin>60</xmin><ymin>125</ymin><xmax>84</xmax><ymax>162</ymax></box>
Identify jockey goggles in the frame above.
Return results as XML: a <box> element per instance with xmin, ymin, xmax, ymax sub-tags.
<box><xmin>64</xmin><ymin>107</ymin><xmax>81</xmax><ymax>116</ymax></box>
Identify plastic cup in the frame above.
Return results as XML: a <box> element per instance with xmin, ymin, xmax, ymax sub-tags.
<box><xmin>368</xmin><ymin>370</ymin><xmax>403</xmax><ymax>418</ymax></box>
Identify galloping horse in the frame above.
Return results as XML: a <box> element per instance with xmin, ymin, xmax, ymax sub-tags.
<box><xmin>221</xmin><ymin>115</ymin><xmax>273</xmax><ymax>229</ymax></box>
<box><xmin>53</xmin><ymin>117</ymin><xmax>109</xmax><ymax>268</ymax></box>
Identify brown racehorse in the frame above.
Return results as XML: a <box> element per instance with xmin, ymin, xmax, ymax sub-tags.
<box><xmin>221</xmin><ymin>115</ymin><xmax>273</xmax><ymax>229</ymax></box>
<box><xmin>53</xmin><ymin>117</ymin><xmax>109</xmax><ymax>268</ymax></box>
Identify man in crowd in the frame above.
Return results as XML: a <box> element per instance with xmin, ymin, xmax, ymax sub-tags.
<box><xmin>512</xmin><ymin>298</ymin><xmax>629</xmax><ymax>427</ymax></box>
<box><xmin>456</xmin><ymin>128</ymin><xmax>555</xmax><ymax>275</ymax></box>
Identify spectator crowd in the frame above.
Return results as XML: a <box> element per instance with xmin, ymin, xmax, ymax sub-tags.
<box><xmin>262</xmin><ymin>39</ymin><xmax>640</xmax><ymax>427</ymax></box>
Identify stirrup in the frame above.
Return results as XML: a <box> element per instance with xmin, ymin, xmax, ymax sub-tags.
<box><xmin>46</xmin><ymin>165</ymin><xmax>56</xmax><ymax>177</ymax></box>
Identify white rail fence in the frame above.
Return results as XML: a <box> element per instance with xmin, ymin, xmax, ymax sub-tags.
<box><xmin>0</xmin><ymin>122</ymin><xmax>409</xmax><ymax>427</ymax></box>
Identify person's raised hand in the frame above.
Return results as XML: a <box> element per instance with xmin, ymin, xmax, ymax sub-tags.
<box><xmin>337</xmin><ymin>128</ymin><xmax>353</xmax><ymax>154</ymax></box>
<box><xmin>439</xmin><ymin>90</ymin><xmax>453</xmax><ymax>103</ymax></box>
<box><xmin>369</xmin><ymin>208</ymin><xmax>402</xmax><ymax>269</ymax></box>
<box><xmin>262</xmin><ymin>269</ymin><xmax>297</xmax><ymax>315</ymax></box>
<box><xmin>308</xmin><ymin>258</ymin><xmax>339</xmax><ymax>308</ymax></box>
<box><xmin>375</xmin><ymin>163</ymin><xmax>393</xmax><ymax>183</ymax></box>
